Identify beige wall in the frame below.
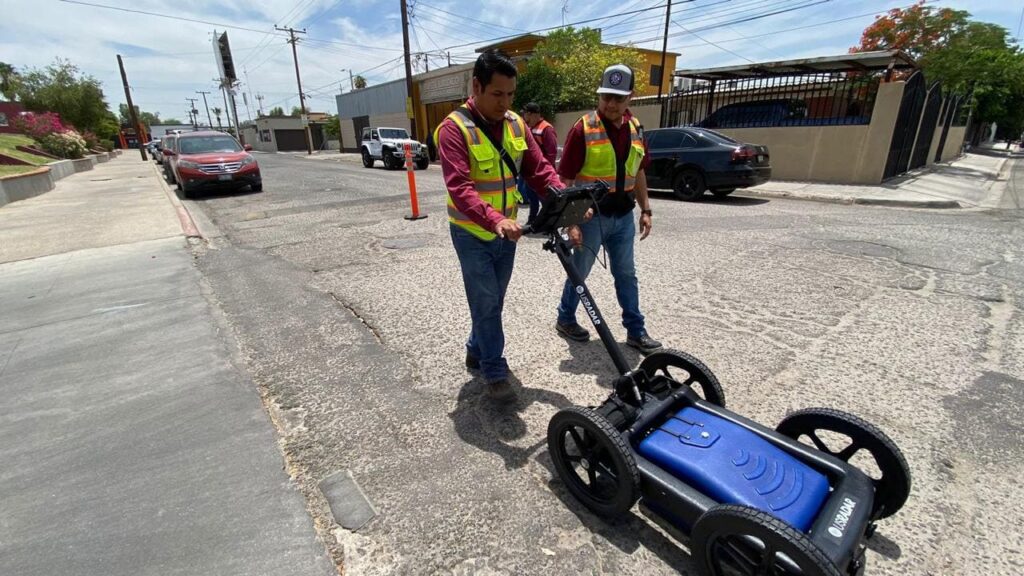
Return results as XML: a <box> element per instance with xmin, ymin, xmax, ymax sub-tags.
<box><xmin>712</xmin><ymin>82</ymin><xmax>906</xmax><ymax>184</ymax></box>
<box><xmin>553</xmin><ymin>103</ymin><xmax>663</xmax><ymax>146</ymax></box>
<box><xmin>340</xmin><ymin>121</ymin><xmax>357</xmax><ymax>152</ymax></box>
<box><xmin>369</xmin><ymin>113</ymin><xmax>411</xmax><ymax>132</ymax></box>
<box><xmin>941</xmin><ymin>126</ymin><xmax>967</xmax><ymax>162</ymax></box>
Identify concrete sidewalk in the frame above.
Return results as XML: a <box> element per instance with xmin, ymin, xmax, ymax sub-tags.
<box><xmin>743</xmin><ymin>152</ymin><xmax>1010</xmax><ymax>209</ymax></box>
<box><xmin>0</xmin><ymin>155</ymin><xmax>334</xmax><ymax>576</ymax></box>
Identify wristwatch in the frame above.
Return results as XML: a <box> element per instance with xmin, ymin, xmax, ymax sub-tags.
<box><xmin>641</xmin><ymin>209</ymin><xmax>653</xmax><ymax>216</ymax></box>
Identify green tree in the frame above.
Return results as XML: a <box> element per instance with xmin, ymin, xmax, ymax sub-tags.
<box><xmin>353</xmin><ymin>75</ymin><xmax>367</xmax><ymax>90</ymax></box>
<box><xmin>853</xmin><ymin>2</ymin><xmax>1024</xmax><ymax>135</ymax></box>
<box><xmin>0</xmin><ymin>61</ymin><xmax>20</xmax><ymax>101</ymax></box>
<box><xmin>514</xmin><ymin>27</ymin><xmax>648</xmax><ymax>114</ymax></box>
<box><xmin>118</xmin><ymin>104</ymin><xmax>161</xmax><ymax>131</ymax></box>
<box><xmin>14</xmin><ymin>59</ymin><xmax>113</xmax><ymax>134</ymax></box>
<box><xmin>323</xmin><ymin>114</ymin><xmax>340</xmax><ymax>138</ymax></box>
<box><xmin>290</xmin><ymin>106</ymin><xmax>302</xmax><ymax>117</ymax></box>
<box><xmin>268</xmin><ymin>106</ymin><xmax>285</xmax><ymax>117</ymax></box>
<box><xmin>162</xmin><ymin>117</ymin><xmax>182</xmax><ymax>125</ymax></box>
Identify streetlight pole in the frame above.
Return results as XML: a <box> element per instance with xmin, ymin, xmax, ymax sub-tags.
<box><xmin>196</xmin><ymin>91</ymin><xmax>213</xmax><ymax>127</ymax></box>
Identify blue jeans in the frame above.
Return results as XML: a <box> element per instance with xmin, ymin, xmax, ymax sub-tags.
<box><xmin>517</xmin><ymin>176</ymin><xmax>541</xmax><ymax>223</ymax></box>
<box><xmin>450</xmin><ymin>224</ymin><xmax>517</xmax><ymax>382</ymax></box>
<box><xmin>557</xmin><ymin>211</ymin><xmax>646</xmax><ymax>338</ymax></box>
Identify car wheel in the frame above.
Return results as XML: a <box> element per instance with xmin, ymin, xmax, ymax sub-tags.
<box><xmin>361</xmin><ymin>149</ymin><xmax>374</xmax><ymax>168</ymax></box>
<box><xmin>164</xmin><ymin>169</ymin><xmax>175</xmax><ymax>184</ymax></box>
<box><xmin>712</xmin><ymin>188</ymin><xmax>735</xmax><ymax>197</ymax></box>
<box><xmin>673</xmin><ymin>169</ymin><xmax>706</xmax><ymax>201</ymax></box>
<box><xmin>181</xmin><ymin>183</ymin><xmax>195</xmax><ymax>199</ymax></box>
<box><xmin>416</xmin><ymin>158</ymin><xmax>429</xmax><ymax>170</ymax></box>
<box><xmin>383</xmin><ymin>151</ymin><xmax>397</xmax><ymax>170</ymax></box>
<box><xmin>251</xmin><ymin>182</ymin><xmax>263</xmax><ymax>192</ymax></box>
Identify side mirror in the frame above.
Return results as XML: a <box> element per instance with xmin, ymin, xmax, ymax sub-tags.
<box><xmin>163</xmin><ymin>149</ymin><xmax>175</xmax><ymax>156</ymax></box>
<box><xmin>244</xmin><ymin>144</ymin><xmax>252</xmax><ymax>151</ymax></box>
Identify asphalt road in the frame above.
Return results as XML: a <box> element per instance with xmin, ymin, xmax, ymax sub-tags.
<box><xmin>184</xmin><ymin>151</ymin><xmax>1024</xmax><ymax>575</ymax></box>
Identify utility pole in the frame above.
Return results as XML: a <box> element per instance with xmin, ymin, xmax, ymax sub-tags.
<box><xmin>447</xmin><ymin>51</ymin><xmax>451</xmax><ymax>67</ymax></box>
<box><xmin>116</xmin><ymin>54</ymin><xmax>147</xmax><ymax>160</ymax></box>
<box><xmin>276</xmin><ymin>25</ymin><xmax>314</xmax><ymax>154</ymax></box>
<box><xmin>227</xmin><ymin>83</ymin><xmax>243</xmax><ymax>143</ymax></box>
<box><xmin>186</xmin><ymin>97</ymin><xmax>200</xmax><ymax>129</ymax></box>
<box><xmin>221</xmin><ymin>84</ymin><xmax>235</xmax><ymax>136</ymax></box>
<box><xmin>196</xmin><ymin>91</ymin><xmax>213</xmax><ymax>127</ymax></box>
<box><xmin>256</xmin><ymin>94</ymin><xmax>265</xmax><ymax>117</ymax></box>
<box><xmin>399</xmin><ymin>0</ymin><xmax>417</xmax><ymax>140</ymax></box>
<box><xmin>657</xmin><ymin>0</ymin><xmax>672</xmax><ymax>100</ymax></box>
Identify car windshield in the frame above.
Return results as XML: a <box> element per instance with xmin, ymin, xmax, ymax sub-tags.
<box><xmin>178</xmin><ymin>136</ymin><xmax>242</xmax><ymax>154</ymax></box>
<box><xmin>695</xmin><ymin>129</ymin><xmax>739</xmax><ymax>145</ymax></box>
<box><xmin>379</xmin><ymin>129</ymin><xmax>408</xmax><ymax>139</ymax></box>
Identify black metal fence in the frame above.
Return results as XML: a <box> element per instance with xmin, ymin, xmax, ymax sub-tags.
<box><xmin>661</xmin><ymin>72</ymin><xmax>882</xmax><ymax>129</ymax></box>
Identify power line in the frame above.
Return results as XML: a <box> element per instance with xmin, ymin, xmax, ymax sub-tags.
<box><xmin>414</xmin><ymin>3</ymin><xmax>526</xmax><ymax>34</ymax></box>
<box><xmin>672</xmin><ymin>19</ymin><xmax>754</xmax><ymax>63</ymax></box>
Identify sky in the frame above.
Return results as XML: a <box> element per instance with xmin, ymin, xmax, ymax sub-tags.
<box><xmin>1</xmin><ymin>0</ymin><xmax>1021</xmax><ymax>124</ymax></box>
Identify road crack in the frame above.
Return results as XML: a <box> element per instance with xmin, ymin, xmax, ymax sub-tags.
<box><xmin>330</xmin><ymin>292</ymin><xmax>384</xmax><ymax>344</ymax></box>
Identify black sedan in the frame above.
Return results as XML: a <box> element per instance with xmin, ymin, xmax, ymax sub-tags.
<box><xmin>644</xmin><ymin>127</ymin><xmax>770</xmax><ymax>201</ymax></box>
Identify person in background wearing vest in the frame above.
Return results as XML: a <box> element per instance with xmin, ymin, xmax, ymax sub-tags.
<box><xmin>436</xmin><ymin>50</ymin><xmax>563</xmax><ymax>400</ymax></box>
<box><xmin>554</xmin><ymin>63</ymin><xmax>663</xmax><ymax>354</ymax></box>
<box><xmin>521</xmin><ymin>102</ymin><xmax>558</xmax><ymax>227</ymax></box>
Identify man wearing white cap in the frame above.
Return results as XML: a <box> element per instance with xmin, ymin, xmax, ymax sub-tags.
<box><xmin>554</xmin><ymin>63</ymin><xmax>661</xmax><ymax>353</ymax></box>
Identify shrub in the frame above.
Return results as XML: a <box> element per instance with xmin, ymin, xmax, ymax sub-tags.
<box><xmin>81</xmin><ymin>130</ymin><xmax>101</xmax><ymax>150</ymax></box>
<box><xmin>12</xmin><ymin>111</ymin><xmax>67</xmax><ymax>140</ymax></box>
<box><xmin>39</xmin><ymin>131</ymin><xmax>88</xmax><ymax>159</ymax></box>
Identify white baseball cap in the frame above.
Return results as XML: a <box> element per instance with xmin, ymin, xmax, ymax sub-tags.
<box><xmin>597</xmin><ymin>64</ymin><xmax>635</xmax><ymax>96</ymax></box>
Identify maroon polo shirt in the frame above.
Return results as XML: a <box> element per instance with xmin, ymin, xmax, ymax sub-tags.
<box><xmin>532</xmin><ymin>122</ymin><xmax>558</xmax><ymax>167</ymax></box>
<box><xmin>438</xmin><ymin>99</ymin><xmax>562</xmax><ymax>234</ymax></box>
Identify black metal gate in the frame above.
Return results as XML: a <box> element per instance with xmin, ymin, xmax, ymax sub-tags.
<box><xmin>884</xmin><ymin>71</ymin><xmax>926</xmax><ymax>179</ymax></box>
<box><xmin>933</xmin><ymin>95</ymin><xmax>960</xmax><ymax>162</ymax></box>
<box><xmin>909</xmin><ymin>81</ymin><xmax>943</xmax><ymax>170</ymax></box>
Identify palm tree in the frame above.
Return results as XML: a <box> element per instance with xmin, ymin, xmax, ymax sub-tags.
<box><xmin>211</xmin><ymin>107</ymin><xmax>222</xmax><ymax>130</ymax></box>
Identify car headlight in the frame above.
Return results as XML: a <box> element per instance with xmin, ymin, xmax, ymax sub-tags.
<box><xmin>241</xmin><ymin>155</ymin><xmax>256</xmax><ymax>166</ymax></box>
<box><xmin>178</xmin><ymin>160</ymin><xmax>200</xmax><ymax>169</ymax></box>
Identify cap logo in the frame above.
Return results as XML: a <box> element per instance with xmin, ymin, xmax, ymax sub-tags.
<box><xmin>609</xmin><ymin>71</ymin><xmax>623</xmax><ymax>86</ymax></box>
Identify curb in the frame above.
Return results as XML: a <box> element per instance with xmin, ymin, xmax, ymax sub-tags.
<box><xmin>151</xmin><ymin>163</ymin><xmax>202</xmax><ymax>239</ymax></box>
<box><xmin>740</xmin><ymin>190</ymin><xmax>961</xmax><ymax>209</ymax></box>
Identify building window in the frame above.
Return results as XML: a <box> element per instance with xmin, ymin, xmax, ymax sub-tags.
<box><xmin>0</xmin><ymin>112</ymin><xmax>7</xmax><ymax>127</ymax></box>
<box><xmin>650</xmin><ymin>65</ymin><xmax>663</xmax><ymax>87</ymax></box>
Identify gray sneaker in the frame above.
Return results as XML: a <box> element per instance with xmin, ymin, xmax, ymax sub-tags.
<box><xmin>556</xmin><ymin>322</ymin><xmax>590</xmax><ymax>342</ymax></box>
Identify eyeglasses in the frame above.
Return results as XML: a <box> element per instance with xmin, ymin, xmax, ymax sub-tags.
<box><xmin>599</xmin><ymin>93</ymin><xmax>628</xmax><ymax>104</ymax></box>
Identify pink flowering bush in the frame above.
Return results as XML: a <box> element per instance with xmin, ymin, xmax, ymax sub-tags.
<box><xmin>11</xmin><ymin>111</ymin><xmax>87</xmax><ymax>159</ymax></box>
<box><xmin>12</xmin><ymin>112</ymin><xmax>67</xmax><ymax>140</ymax></box>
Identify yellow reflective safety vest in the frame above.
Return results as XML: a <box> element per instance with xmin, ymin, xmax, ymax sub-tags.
<box><xmin>576</xmin><ymin>111</ymin><xmax>645</xmax><ymax>193</ymax></box>
<box><xmin>435</xmin><ymin>105</ymin><xmax>528</xmax><ymax>241</ymax></box>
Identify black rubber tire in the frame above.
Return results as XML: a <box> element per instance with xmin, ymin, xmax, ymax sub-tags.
<box><xmin>712</xmin><ymin>188</ymin><xmax>735</xmax><ymax>197</ymax></box>
<box><xmin>181</xmin><ymin>183</ymin><xmax>195</xmax><ymax>199</ymax></box>
<box><xmin>547</xmin><ymin>406</ymin><xmax>640</xmax><ymax>518</ymax></box>
<box><xmin>692</xmin><ymin>505</ymin><xmax>842</xmax><ymax>576</ymax></box>
<box><xmin>638</xmin><ymin>349</ymin><xmax>725</xmax><ymax>407</ymax></box>
<box><xmin>164</xmin><ymin>169</ymin><xmax>175</xmax><ymax>184</ymax></box>
<box><xmin>251</xmin><ymin>182</ymin><xmax>263</xmax><ymax>192</ymax></box>
<box><xmin>776</xmin><ymin>407</ymin><xmax>911</xmax><ymax>520</ymax></box>
<box><xmin>361</xmin><ymin>148</ymin><xmax>374</xmax><ymax>168</ymax></box>
<box><xmin>416</xmin><ymin>158</ymin><xmax>429</xmax><ymax>170</ymax></box>
<box><xmin>382</xmin><ymin>150</ymin><xmax>397</xmax><ymax>170</ymax></box>
<box><xmin>673</xmin><ymin>168</ymin><xmax>706</xmax><ymax>201</ymax></box>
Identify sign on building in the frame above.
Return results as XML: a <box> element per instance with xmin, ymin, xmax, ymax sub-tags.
<box><xmin>420</xmin><ymin>71</ymin><xmax>470</xmax><ymax>104</ymax></box>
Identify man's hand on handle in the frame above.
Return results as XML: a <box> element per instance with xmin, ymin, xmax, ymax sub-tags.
<box><xmin>495</xmin><ymin>219</ymin><xmax>523</xmax><ymax>241</ymax></box>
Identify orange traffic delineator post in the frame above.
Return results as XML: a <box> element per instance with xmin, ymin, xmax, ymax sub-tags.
<box><xmin>403</xmin><ymin>143</ymin><xmax>427</xmax><ymax>221</ymax></box>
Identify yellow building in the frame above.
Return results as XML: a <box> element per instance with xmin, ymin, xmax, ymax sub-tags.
<box><xmin>473</xmin><ymin>33</ymin><xmax>679</xmax><ymax>97</ymax></box>
<box><xmin>412</xmin><ymin>33</ymin><xmax>679</xmax><ymax>144</ymax></box>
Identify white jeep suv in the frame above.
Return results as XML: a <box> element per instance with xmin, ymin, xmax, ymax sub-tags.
<box><xmin>361</xmin><ymin>127</ymin><xmax>429</xmax><ymax>170</ymax></box>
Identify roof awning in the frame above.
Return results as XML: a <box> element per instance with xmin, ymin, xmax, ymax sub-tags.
<box><xmin>674</xmin><ymin>50</ymin><xmax>917</xmax><ymax>81</ymax></box>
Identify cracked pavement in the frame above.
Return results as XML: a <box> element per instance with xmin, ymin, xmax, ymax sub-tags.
<box><xmin>183</xmin><ymin>152</ymin><xmax>1024</xmax><ymax>575</ymax></box>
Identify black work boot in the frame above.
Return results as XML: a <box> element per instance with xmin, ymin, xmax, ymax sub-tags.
<box><xmin>626</xmin><ymin>332</ymin><xmax>662</xmax><ymax>353</ymax></box>
<box><xmin>556</xmin><ymin>322</ymin><xmax>590</xmax><ymax>342</ymax></box>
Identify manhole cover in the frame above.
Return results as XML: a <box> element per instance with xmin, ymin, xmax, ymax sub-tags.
<box><xmin>381</xmin><ymin>237</ymin><xmax>428</xmax><ymax>250</ymax></box>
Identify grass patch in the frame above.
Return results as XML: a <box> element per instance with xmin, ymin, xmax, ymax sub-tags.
<box><xmin>0</xmin><ymin>164</ymin><xmax>41</xmax><ymax>177</ymax></box>
<box><xmin>0</xmin><ymin>134</ymin><xmax>52</xmax><ymax>166</ymax></box>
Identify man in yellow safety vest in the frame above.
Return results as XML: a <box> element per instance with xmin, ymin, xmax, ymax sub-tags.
<box><xmin>554</xmin><ymin>63</ymin><xmax>662</xmax><ymax>353</ymax></box>
<box><xmin>436</xmin><ymin>50</ymin><xmax>563</xmax><ymax>400</ymax></box>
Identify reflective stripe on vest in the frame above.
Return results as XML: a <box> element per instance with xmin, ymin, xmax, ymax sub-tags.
<box><xmin>439</xmin><ymin>106</ymin><xmax>528</xmax><ymax>241</ymax></box>
<box><xmin>576</xmin><ymin>111</ymin><xmax>645</xmax><ymax>194</ymax></box>
<box><xmin>531</xmin><ymin>119</ymin><xmax>553</xmax><ymax>138</ymax></box>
